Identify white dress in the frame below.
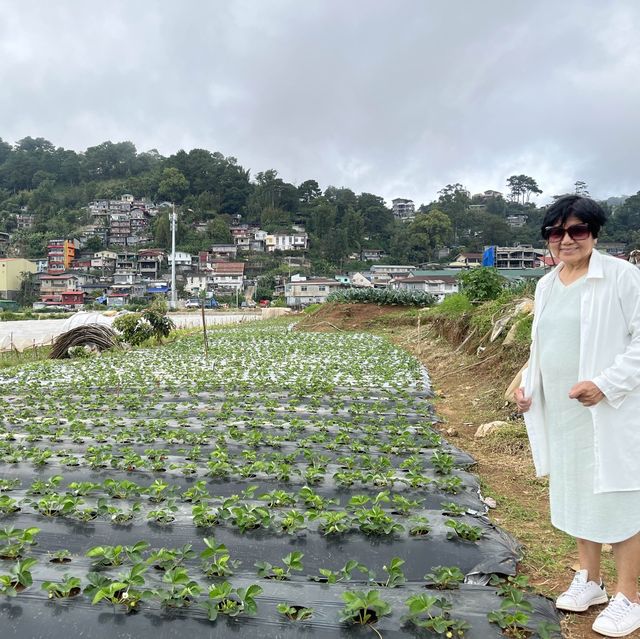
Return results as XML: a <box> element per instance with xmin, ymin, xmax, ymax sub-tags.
<box><xmin>538</xmin><ymin>276</ymin><xmax>640</xmax><ymax>543</ymax></box>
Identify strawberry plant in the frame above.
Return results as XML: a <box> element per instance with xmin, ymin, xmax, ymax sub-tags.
<box><xmin>182</xmin><ymin>480</ymin><xmax>210</xmax><ymax>503</ymax></box>
<box><xmin>259</xmin><ymin>489</ymin><xmax>297</xmax><ymax>507</ymax></box>
<box><xmin>0</xmin><ymin>478</ymin><xmax>20</xmax><ymax>491</ymax></box>
<box><xmin>340</xmin><ymin>589</ymin><xmax>392</xmax><ymax>625</ymax></box>
<box><xmin>49</xmin><ymin>548</ymin><xmax>72</xmax><ymax>563</ymax></box>
<box><xmin>297</xmin><ymin>486</ymin><xmax>338</xmax><ymax>510</ymax></box>
<box><xmin>445</xmin><ymin>519</ymin><xmax>485</xmax><ymax>542</ymax></box>
<box><xmin>278</xmin><ymin>509</ymin><xmax>306</xmax><ymax>534</ymax></box>
<box><xmin>228</xmin><ymin>503</ymin><xmax>272</xmax><ymax>532</ymax></box>
<box><xmin>148</xmin><ymin>544</ymin><xmax>196</xmax><ymax>571</ymax></box>
<box><xmin>255</xmin><ymin>551</ymin><xmax>304</xmax><ymax>580</ymax></box>
<box><xmin>404</xmin><ymin>593</ymin><xmax>471</xmax><ymax>636</ymax></box>
<box><xmin>408</xmin><ymin>515</ymin><xmax>431</xmax><ymax>536</ymax></box>
<box><xmin>431</xmin><ymin>450</ymin><xmax>455</xmax><ymax>475</ymax></box>
<box><xmin>487</xmin><ymin>589</ymin><xmax>534</xmax><ymax>639</ymax></box>
<box><xmin>0</xmin><ymin>526</ymin><xmax>40</xmax><ymax>559</ymax></box>
<box><xmin>0</xmin><ymin>558</ymin><xmax>37</xmax><ymax>595</ymax></box>
<box><xmin>203</xmin><ymin>582</ymin><xmax>262</xmax><ymax>621</ymax></box>
<box><xmin>85</xmin><ymin>563</ymin><xmax>152</xmax><ymax>612</ymax></box>
<box><xmin>309</xmin><ymin>559</ymin><xmax>373</xmax><ymax>584</ymax></box>
<box><xmin>354</xmin><ymin>506</ymin><xmax>404</xmax><ymax>536</ymax></box>
<box><xmin>314</xmin><ymin>510</ymin><xmax>352</xmax><ymax>535</ymax></box>
<box><xmin>147</xmin><ymin>499</ymin><xmax>178</xmax><ymax>524</ymax></box>
<box><xmin>192</xmin><ymin>501</ymin><xmax>219</xmax><ymax>527</ymax></box>
<box><xmin>42</xmin><ymin>575</ymin><xmax>82</xmax><ymax>599</ymax></box>
<box><xmin>377</xmin><ymin>557</ymin><xmax>406</xmax><ymax>588</ymax></box>
<box><xmin>277</xmin><ymin>602</ymin><xmax>314</xmax><ymax>621</ymax></box>
<box><xmin>155</xmin><ymin>567</ymin><xmax>201</xmax><ymax>608</ymax></box>
<box><xmin>441</xmin><ymin>501</ymin><xmax>467</xmax><ymax>517</ymax></box>
<box><xmin>200</xmin><ymin>537</ymin><xmax>239</xmax><ymax>577</ymax></box>
<box><xmin>424</xmin><ymin>565</ymin><xmax>465</xmax><ymax>589</ymax></box>
<box><xmin>27</xmin><ymin>475</ymin><xmax>63</xmax><ymax>495</ymax></box>
<box><xmin>0</xmin><ymin>495</ymin><xmax>20</xmax><ymax>514</ymax></box>
<box><xmin>436</xmin><ymin>476</ymin><xmax>464</xmax><ymax>494</ymax></box>
<box><xmin>87</xmin><ymin>541</ymin><xmax>149</xmax><ymax>567</ymax></box>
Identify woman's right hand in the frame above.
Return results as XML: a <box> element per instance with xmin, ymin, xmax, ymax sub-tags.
<box><xmin>514</xmin><ymin>387</ymin><xmax>532</xmax><ymax>413</ymax></box>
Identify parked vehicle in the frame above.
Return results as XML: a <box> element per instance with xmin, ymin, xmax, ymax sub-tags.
<box><xmin>185</xmin><ymin>298</ymin><xmax>219</xmax><ymax>309</ymax></box>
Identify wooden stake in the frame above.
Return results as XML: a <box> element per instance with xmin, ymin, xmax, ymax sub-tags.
<box><xmin>201</xmin><ymin>300</ymin><xmax>209</xmax><ymax>358</ymax></box>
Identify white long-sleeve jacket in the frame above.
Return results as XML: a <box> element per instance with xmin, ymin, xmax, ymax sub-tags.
<box><xmin>523</xmin><ymin>248</ymin><xmax>640</xmax><ymax>493</ymax></box>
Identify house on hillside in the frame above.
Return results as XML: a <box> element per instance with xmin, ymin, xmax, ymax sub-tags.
<box><xmin>211</xmin><ymin>262</ymin><xmax>245</xmax><ymax>291</ymax></box>
<box><xmin>392</xmin><ymin>275</ymin><xmax>459</xmax><ymax>302</ymax></box>
<box><xmin>360</xmin><ymin>249</ymin><xmax>386</xmax><ymax>262</ymax></box>
<box><xmin>39</xmin><ymin>272</ymin><xmax>89</xmax><ymax>307</ymax></box>
<box><xmin>137</xmin><ymin>249</ymin><xmax>166</xmax><ymax>280</ymax></box>
<box><xmin>265</xmin><ymin>232</ymin><xmax>308</xmax><ymax>252</ymax></box>
<box><xmin>392</xmin><ymin>198</ymin><xmax>415</xmax><ymax>222</ymax></box>
<box><xmin>495</xmin><ymin>246</ymin><xmax>543</xmax><ymax>269</ymax></box>
<box><xmin>167</xmin><ymin>251</ymin><xmax>193</xmax><ymax>273</ymax></box>
<box><xmin>0</xmin><ymin>258</ymin><xmax>38</xmax><ymax>301</ymax></box>
<box><xmin>449</xmin><ymin>253</ymin><xmax>483</xmax><ymax>268</ymax></box>
<box><xmin>284</xmin><ymin>276</ymin><xmax>342</xmax><ymax>307</ymax></box>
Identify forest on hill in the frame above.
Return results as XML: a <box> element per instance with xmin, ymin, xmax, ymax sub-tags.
<box><xmin>1</xmin><ymin>137</ymin><xmax>639</xmax><ymax>268</ymax></box>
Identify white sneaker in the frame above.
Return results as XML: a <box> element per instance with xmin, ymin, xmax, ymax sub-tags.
<box><xmin>592</xmin><ymin>593</ymin><xmax>640</xmax><ymax>637</ymax></box>
<box><xmin>555</xmin><ymin>569</ymin><xmax>608</xmax><ymax>612</ymax></box>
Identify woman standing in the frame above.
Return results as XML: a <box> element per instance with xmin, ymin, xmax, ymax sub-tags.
<box><xmin>516</xmin><ymin>195</ymin><xmax>640</xmax><ymax>637</ymax></box>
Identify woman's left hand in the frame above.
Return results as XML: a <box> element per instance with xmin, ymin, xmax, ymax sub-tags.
<box><xmin>568</xmin><ymin>381</ymin><xmax>605</xmax><ymax>406</ymax></box>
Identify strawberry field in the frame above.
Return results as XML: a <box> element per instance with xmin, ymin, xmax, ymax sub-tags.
<box><xmin>0</xmin><ymin>323</ymin><xmax>560</xmax><ymax>637</ymax></box>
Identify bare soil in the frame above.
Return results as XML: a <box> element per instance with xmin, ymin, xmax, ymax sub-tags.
<box><xmin>294</xmin><ymin>303</ymin><xmax>408</xmax><ymax>332</ymax></box>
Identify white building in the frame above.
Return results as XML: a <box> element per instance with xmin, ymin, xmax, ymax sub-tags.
<box><xmin>392</xmin><ymin>198</ymin><xmax>415</xmax><ymax>222</ymax></box>
<box><xmin>284</xmin><ymin>277</ymin><xmax>342</xmax><ymax>307</ymax></box>
<box><xmin>167</xmin><ymin>251</ymin><xmax>193</xmax><ymax>269</ymax></box>
<box><xmin>495</xmin><ymin>245</ymin><xmax>544</xmax><ymax>269</ymax></box>
<box><xmin>265</xmin><ymin>233</ymin><xmax>308</xmax><ymax>252</ymax></box>
<box><xmin>211</xmin><ymin>262</ymin><xmax>245</xmax><ymax>291</ymax></box>
<box><xmin>392</xmin><ymin>275</ymin><xmax>459</xmax><ymax>302</ymax></box>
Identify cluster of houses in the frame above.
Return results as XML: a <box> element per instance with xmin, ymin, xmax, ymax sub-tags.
<box><xmin>0</xmin><ymin>239</ymin><xmax>632</xmax><ymax>310</ymax></box>
<box><xmin>0</xmin><ymin>193</ymin><xmax>633</xmax><ymax>310</ymax></box>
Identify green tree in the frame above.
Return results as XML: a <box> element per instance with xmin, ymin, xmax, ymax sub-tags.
<box><xmin>435</xmin><ymin>183</ymin><xmax>470</xmax><ymax>242</ymax></box>
<box><xmin>154</xmin><ymin>211</ymin><xmax>171</xmax><ymax>249</ymax></box>
<box><xmin>298</xmin><ymin>179</ymin><xmax>322</xmax><ymax>205</ymax></box>
<box><xmin>158</xmin><ymin>168</ymin><xmax>189</xmax><ymax>203</ymax></box>
<box><xmin>358</xmin><ymin>192</ymin><xmax>394</xmax><ymax>243</ymax></box>
<box><xmin>206</xmin><ymin>217</ymin><xmax>232</xmax><ymax>244</ymax></box>
<box><xmin>413</xmin><ymin>209</ymin><xmax>454</xmax><ymax>260</ymax></box>
<box><xmin>457</xmin><ymin>268</ymin><xmax>506</xmax><ymax>302</ymax></box>
<box><xmin>16</xmin><ymin>271</ymin><xmax>39</xmax><ymax>307</ymax></box>
<box><xmin>84</xmin><ymin>235</ymin><xmax>105</xmax><ymax>252</ymax></box>
<box><xmin>574</xmin><ymin>180</ymin><xmax>590</xmax><ymax>196</ymax></box>
<box><xmin>506</xmin><ymin>175</ymin><xmax>542</xmax><ymax>204</ymax></box>
<box><xmin>261</xmin><ymin>207</ymin><xmax>292</xmax><ymax>232</ymax></box>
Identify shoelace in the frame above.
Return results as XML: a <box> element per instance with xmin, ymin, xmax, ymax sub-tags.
<box><xmin>564</xmin><ymin>579</ymin><xmax>591</xmax><ymax>598</ymax></box>
<box><xmin>601</xmin><ymin>598</ymin><xmax>631</xmax><ymax>623</ymax></box>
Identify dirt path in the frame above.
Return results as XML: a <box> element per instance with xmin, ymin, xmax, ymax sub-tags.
<box><xmin>387</xmin><ymin>324</ymin><xmax>633</xmax><ymax>639</ymax></box>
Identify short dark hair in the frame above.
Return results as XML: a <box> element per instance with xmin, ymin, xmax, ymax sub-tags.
<box><xmin>541</xmin><ymin>195</ymin><xmax>607</xmax><ymax>240</ymax></box>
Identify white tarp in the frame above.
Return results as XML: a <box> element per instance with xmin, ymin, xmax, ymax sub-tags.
<box><xmin>0</xmin><ymin>313</ymin><xmax>262</xmax><ymax>352</ymax></box>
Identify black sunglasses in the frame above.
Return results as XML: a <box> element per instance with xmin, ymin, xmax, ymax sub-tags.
<box><xmin>544</xmin><ymin>223</ymin><xmax>591</xmax><ymax>243</ymax></box>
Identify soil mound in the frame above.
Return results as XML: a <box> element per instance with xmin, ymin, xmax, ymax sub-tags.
<box><xmin>295</xmin><ymin>303</ymin><xmax>404</xmax><ymax>332</ymax></box>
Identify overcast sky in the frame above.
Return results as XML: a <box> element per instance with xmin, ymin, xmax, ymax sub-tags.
<box><xmin>1</xmin><ymin>0</ymin><xmax>639</xmax><ymax>206</ymax></box>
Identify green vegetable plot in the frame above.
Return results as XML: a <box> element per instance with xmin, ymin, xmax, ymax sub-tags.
<box><xmin>0</xmin><ymin>323</ymin><xmax>560</xmax><ymax>638</ymax></box>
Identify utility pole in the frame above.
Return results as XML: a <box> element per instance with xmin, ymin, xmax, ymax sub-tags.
<box><xmin>170</xmin><ymin>203</ymin><xmax>177</xmax><ymax>310</ymax></box>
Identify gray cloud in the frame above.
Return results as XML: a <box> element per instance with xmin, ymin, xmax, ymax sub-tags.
<box><xmin>0</xmin><ymin>0</ymin><xmax>639</xmax><ymax>205</ymax></box>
